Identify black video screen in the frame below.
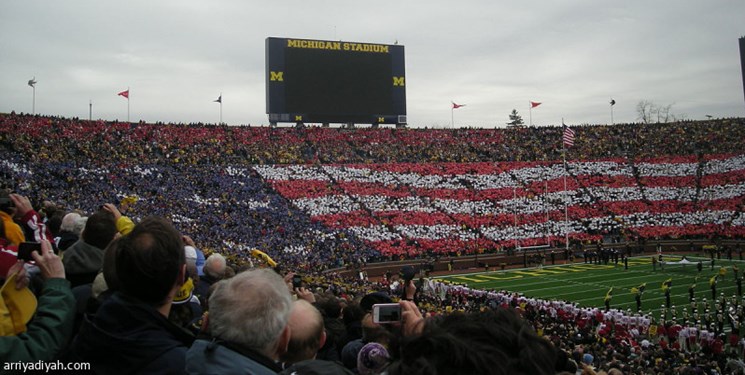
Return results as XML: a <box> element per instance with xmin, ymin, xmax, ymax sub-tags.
<box><xmin>284</xmin><ymin>48</ymin><xmax>393</xmax><ymax>115</ymax></box>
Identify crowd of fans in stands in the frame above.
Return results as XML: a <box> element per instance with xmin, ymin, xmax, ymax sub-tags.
<box><xmin>3</xmin><ymin>113</ymin><xmax>745</xmax><ymax>165</ymax></box>
<box><xmin>2</xmin><ymin>113</ymin><xmax>744</xmax><ymax>261</ymax></box>
<box><xmin>1</xmin><ymin>112</ymin><xmax>744</xmax><ymax>373</ymax></box>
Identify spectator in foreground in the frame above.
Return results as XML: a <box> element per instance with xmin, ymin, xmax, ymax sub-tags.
<box><xmin>69</xmin><ymin>216</ymin><xmax>194</xmax><ymax>374</ymax></box>
<box><xmin>357</xmin><ymin>342</ymin><xmax>391</xmax><ymax>375</ymax></box>
<box><xmin>55</xmin><ymin>212</ymin><xmax>82</xmax><ymax>251</ymax></box>
<box><xmin>62</xmin><ymin>209</ymin><xmax>117</xmax><ymax>287</ymax></box>
<box><xmin>280</xmin><ymin>299</ymin><xmax>327</xmax><ymax>367</ymax></box>
<box><xmin>387</xmin><ymin>301</ymin><xmax>556</xmax><ymax>375</ymax></box>
<box><xmin>186</xmin><ymin>268</ymin><xmax>293</xmax><ymax>374</ymax></box>
<box><xmin>193</xmin><ymin>253</ymin><xmax>226</xmax><ymax>308</ymax></box>
<box><xmin>0</xmin><ymin>239</ymin><xmax>75</xmax><ymax>362</ymax></box>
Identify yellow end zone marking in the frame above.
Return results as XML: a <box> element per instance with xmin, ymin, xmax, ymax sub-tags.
<box><xmin>479</xmin><ymin>274</ymin><xmax>523</xmax><ymax>281</ymax></box>
<box><xmin>529</xmin><ymin>269</ymin><xmax>566</xmax><ymax>275</ymax></box>
<box><xmin>627</xmin><ymin>261</ymin><xmax>649</xmax><ymax>266</ymax></box>
<box><xmin>514</xmin><ymin>271</ymin><xmax>547</xmax><ymax>277</ymax></box>
<box><xmin>451</xmin><ymin>276</ymin><xmax>488</xmax><ymax>283</ymax></box>
<box><xmin>630</xmin><ymin>258</ymin><xmax>651</xmax><ymax>263</ymax></box>
<box><xmin>566</xmin><ymin>264</ymin><xmax>615</xmax><ymax>271</ymax></box>
<box><xmin>436</xmin><ymin>261</ymin><xmax>637</xmax><ymax>283</ymax></box>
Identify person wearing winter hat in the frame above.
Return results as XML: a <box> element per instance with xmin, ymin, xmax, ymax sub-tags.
<box><xmin>582</xmin><ymin>353</ymin><xmax>594</xmax><ymax>367</ymax></box>
<box><xmin>279</xmin><ymin>359</ymin><xmax>353</xmax><ymax>375</ymax></box>
<box><xmin>357</xmin><ymin>342</ymin><xmax>390</xmax><ymax>375</ymax></box>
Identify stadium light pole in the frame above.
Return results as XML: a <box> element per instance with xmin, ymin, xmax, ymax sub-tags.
<box><xmin>89</xmin><ymin>100</ymin><xmax>92</xmax><ymax>122</ymax></box>
<box><xmin>28</xmin><ymin>77</ymin><xmax>37</xmax><ymax>115</ymax></box>
<box><xmin>214</xmin><ymin>93</ymin><xmax>223</xmax><ymax>125</ymax></box>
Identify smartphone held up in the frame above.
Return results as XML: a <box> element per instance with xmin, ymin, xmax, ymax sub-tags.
<box><xmin>372</xmin><ymin>303</ymin><xmax>401</xmax><ymax>324</ymax></box>
<box><xmin>17</xmin><ymin>242</ymin><xmax>42</xmax><ymax>262</ymax></box>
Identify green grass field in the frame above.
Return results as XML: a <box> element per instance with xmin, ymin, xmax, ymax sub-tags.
<box><xmin>434</xmin><ymin>255</ymin><xmax>744</xmax><ymax>319</ymax></box>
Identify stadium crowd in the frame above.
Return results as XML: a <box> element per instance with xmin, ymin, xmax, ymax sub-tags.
<box><xmin>1</xmin><ymin>112</ymin><xmax>744</xmax><ymax>373</ymax></box>
<box><xmin>3</xmin><ymin>113</ymin><xmax>745</xmax><ymax>165</ymax></box>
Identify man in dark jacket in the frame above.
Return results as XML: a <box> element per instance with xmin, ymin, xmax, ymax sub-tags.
<box><xmin>69</xmin><ymin>216</ymin><xmax>194</xmax><ymax>374</ymax></box>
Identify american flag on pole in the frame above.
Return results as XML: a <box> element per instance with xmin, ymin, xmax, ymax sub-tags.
<box><xmin>253</xmin><ymin>155</ymin><xmax>745</xmax><ymax>257</ymax></box>
<box><xmin>563</xmin><ymin>125</ymin><xmax>575</xmax><ymax>148</ymax></box>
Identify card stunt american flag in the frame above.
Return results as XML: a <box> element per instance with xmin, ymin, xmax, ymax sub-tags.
<box><xmin>255</xmin><ymin>155</ymin><xmax>745</xmax><ymax>257</ymax></box>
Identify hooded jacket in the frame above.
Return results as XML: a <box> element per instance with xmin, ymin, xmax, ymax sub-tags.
<box><xmin>62</xmin><ymin>240</ymin><xmax>105</xmax><ymax>288</ymax></box>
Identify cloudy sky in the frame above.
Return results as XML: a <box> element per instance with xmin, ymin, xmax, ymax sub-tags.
<box><xmin>1</xmin><ymin>1</ymin><xmax>744</xmax><ymax>128</ymax></box>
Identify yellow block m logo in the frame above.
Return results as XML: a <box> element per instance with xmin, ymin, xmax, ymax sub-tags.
<box><xmin>295</xmin><ymin>115</ymin><xmax>303</xmax><ymax>121</ymax></box>
<box><xmin>270</xmin><ymin>71</ymin><xmax>284</xmax><ymax>82</ymax></box>
<box><xmin>393</xmin><ymin>76</ymin><xmax>405</xmax><ymax>86</ymax></box>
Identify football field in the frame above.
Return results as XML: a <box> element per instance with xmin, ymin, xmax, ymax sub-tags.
<box><xmin>434</xmin><ymin>255</ymin><xmax>744</xmax><ymax>319</ymax></box>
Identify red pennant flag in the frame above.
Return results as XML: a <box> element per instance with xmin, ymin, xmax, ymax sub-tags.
<box><xmin>530</xmin><ymin>101</ymin><xmax>541</xmax><ymax>108</ymax></box>
<box><xmin>118</xmin><ymin>90</ymin><xmax>129</xmax><ymax>99</ymax></box>
<box><xmin>452</xmin><ymin>102</ymin><xmax>465</xmax><ymax>109</ymax></box>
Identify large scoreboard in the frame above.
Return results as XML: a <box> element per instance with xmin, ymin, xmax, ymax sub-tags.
<box><xmin>266</xmin><ymin>37</ymin><xmax>406</xmax><ymax>126</ymax></box>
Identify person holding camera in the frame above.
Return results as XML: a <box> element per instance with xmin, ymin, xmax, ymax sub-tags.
<box><xmin>0</xmin><ymin>239</ymin><xmax>76</xmax><ymax>362</ymax></box>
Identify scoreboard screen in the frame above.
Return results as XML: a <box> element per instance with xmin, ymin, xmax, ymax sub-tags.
<box><xmin>266</xmin><ymin>37</ymin><xmax>406</xmax><ymax>125</ymax></box>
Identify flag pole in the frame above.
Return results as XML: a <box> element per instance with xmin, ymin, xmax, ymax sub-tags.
<box><xmin>89</xmin><ymin>100</ymin><xmax>92</xmax><ymax>122</ymax></box>
<box><xmin>127</xmin><ymin>87</ymin><xmax>130</xmax><ymax>123</ymax></box>
<box><xmin>563</xmin><ymin>149</ymin><xmax>569</xmax><ymax>251</ymax></box>
<box><xmin>529</xmin><ymin>102</ymin><xmax>532</xmax><ymax>126</ymax></box>
<box><xmin>562</xmin><ymin>118</ymin><xmax>569</xmax><ymax>251</ymax></box>
<box><xmin>513</xmin><ymin>186</ymin><xmax>518</xmax><ymax>251</ymax></box>
<box><xmin>451</xmin><ymin>106</ymin><xmax>454</xmax><ymax>128</ymax></box>
<box><xmin>545</xmin><ymin>171</ymin><xmax>549</xmax><ymax>244</ymax></box>
<box><xmin>220</xmin><ymin>93</ymin><xmax>223</xmax><ymax>125</ymax></box>
<box><xmin>610</xmin><ymin>102</ymin><xmax>615</xmax><ymax>125</ymax></box>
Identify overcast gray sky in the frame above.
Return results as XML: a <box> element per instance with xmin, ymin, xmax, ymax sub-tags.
<box><xmin>1</xmin><ymin>0</ymin><xmax>744</xmax><ymax>128</ymax></box>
